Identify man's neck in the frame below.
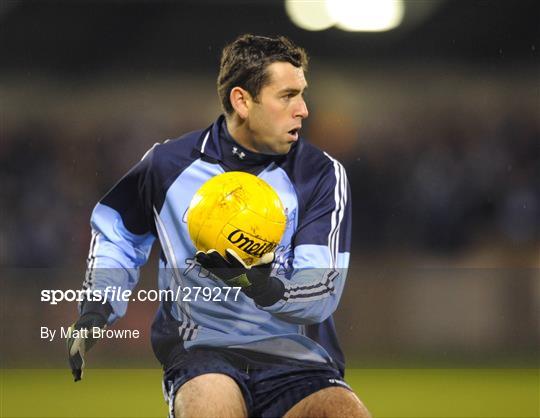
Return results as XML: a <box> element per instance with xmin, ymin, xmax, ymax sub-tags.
<box><xmin>219</xmin><ymin>115</ymin><xmax>275</xmax><ymax>170</ymax></box>
<box><xmin>224</xmin><ymin>115</ymin><xmax>259</xmax><ymax>154</ymax></box>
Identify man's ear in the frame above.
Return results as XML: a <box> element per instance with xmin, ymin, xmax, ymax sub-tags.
<box><xmin>230</xmin><ymin>87</ymin><xmax>251</xmax><ymax>119</ymax></box>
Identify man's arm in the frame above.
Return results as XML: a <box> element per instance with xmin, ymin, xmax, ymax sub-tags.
<box><xmin>258</xmin><ymin>156</ymin><xmax>351</xmax><ymax>324</ymax></box>
<box><xmin>81</xmin><ymin>142</ymin><xmax>157</xmax><ymax>320</ymax></box>
<box><xmin>68</xmin><ymin>146</ymin><xmax>157</xmax><ymax>380</ymax></box>
<box><xmin>81</xmin><ymin>203</ymin><xmax>155</xmax><ymax>321</ymax></box>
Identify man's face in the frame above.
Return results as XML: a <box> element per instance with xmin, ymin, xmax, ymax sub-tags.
<box><xmin>245</xmin><ymin>62</ymin><xmax>309</xmax><ymax>155</ymax></box>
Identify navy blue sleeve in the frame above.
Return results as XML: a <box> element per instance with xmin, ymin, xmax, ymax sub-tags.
<box><xmin>100</xmin><ymin>145</ymin><xmax>157</xmax><ymax>235</ymax></box>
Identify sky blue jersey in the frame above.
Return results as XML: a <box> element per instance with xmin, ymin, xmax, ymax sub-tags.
<box><xmin>82</xmin><ymin>115</ymin><xmax>352</xmax><ymax>374</ymax></box>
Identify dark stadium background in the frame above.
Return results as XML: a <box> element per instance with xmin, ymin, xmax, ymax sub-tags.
<box><xmin>1</xmin><ymin>1</ymin><xmax>538</xmax><ymax>417</ymax></box>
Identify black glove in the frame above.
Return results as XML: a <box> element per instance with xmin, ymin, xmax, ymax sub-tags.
<box><xmin>67</xmin><ymin>310</ymin><xmax>108</xmax><ymax>382</ymax></box>
<box><xmin>195</xmin><ymin>249</ymin><xmax>284</xmax><ymax>306</ymax></box>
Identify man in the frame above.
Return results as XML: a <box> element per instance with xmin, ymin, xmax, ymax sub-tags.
<box><xmin>68</xmin><ymin>34</ymin><xmax>371</xmax><ymax>417</ymax></box>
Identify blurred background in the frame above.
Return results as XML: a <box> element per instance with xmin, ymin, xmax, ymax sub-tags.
<box><xmin>1</xmin><ymin>1</ymin><xmax>539</xmax><ymax>416</ymax></box>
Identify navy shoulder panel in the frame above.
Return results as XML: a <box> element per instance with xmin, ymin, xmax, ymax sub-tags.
<box><xmin>279</xmin><ymin>139</ymin><xmax>336</xmax><ymax>213</ymax></box>
<box><xmin>278</xmin><ymin>138</ymin><xmax>351</xmax><ymax>252</ymax></box>
<box><xmin>100</xmin><ymin>129</ymin><xmax>206</xmax><ymax>235</ymax></box>
<box><xmin>149</xmin><ymin>129</ymin><xmax>207</xmax><ymax>211</ymax></box>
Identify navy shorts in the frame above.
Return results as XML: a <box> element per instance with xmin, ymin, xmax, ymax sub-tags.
<box><xmin>163</xmin><ymin>347</ymin><xmax>352</xmax><ymax>418</ymax></box>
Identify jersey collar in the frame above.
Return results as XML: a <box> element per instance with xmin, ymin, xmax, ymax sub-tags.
<box><xmin>196</xmin><ymin>115</ymin><xmax>225</xmax><ymax>161</ymax></box>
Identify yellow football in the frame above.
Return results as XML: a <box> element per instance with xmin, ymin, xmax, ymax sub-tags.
<box><xmin>186</xmin><ymin>171</ymin><xmax>287</xmax><ymax>266</ymax></box>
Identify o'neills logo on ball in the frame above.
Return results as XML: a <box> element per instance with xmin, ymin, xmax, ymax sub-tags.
<box><xmin>227</xmin><ymin>229</ymin><xmax>277</xmax><ymax>257</ymax></box>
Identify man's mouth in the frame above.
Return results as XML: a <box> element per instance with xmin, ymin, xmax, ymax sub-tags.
<box><xmin>287</xmin><ymin>128</ymin><xmax>300</xmax><ymax>140</ymax></box>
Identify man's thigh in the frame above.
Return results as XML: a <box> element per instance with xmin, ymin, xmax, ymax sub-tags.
<box><xmin>174</xmin><ymin>373</ymin><xmax>247</xmax><ymax>418</ymax></box>
<box><xmin>283</xmin><ymin>386</ymin><xmax>371</xmax><ymax>418</ymax></box>
<box><xmin>163</xmin><ymin>348</ymin><xmax>251</xmax><ymax>418</ymax></box>
<box><xmin>247</xmin><ymin>353</ymin><xmax>362</xmax><ymax>417</ymax></box>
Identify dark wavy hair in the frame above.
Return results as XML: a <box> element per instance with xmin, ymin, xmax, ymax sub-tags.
<box><xmin>217</xmin><ymin>34</ymin><xmax>309</xmax><ymax>115</ymax></box>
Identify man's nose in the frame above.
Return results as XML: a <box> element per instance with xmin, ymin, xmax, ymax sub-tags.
<box><xmin>295</xmin><ymin>98</ymin><xmax>309</xmax><ymax>119</ymax></box>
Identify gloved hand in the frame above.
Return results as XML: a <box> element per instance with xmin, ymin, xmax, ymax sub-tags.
<box><xmin>195</xmin><ymin>249</ymin><xmax>284</xmax><ymax>306</ymax></box>
<box><xmin>67</xmin><ymin>311</ymin><xmax>107</xmax><ymax>382</ymax></box>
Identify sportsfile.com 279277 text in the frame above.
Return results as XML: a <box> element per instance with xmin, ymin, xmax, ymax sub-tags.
<box><xmin>40</xmin><ymin>286</ymin><xmax>243</xmax><ymax>305</ymax></box>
